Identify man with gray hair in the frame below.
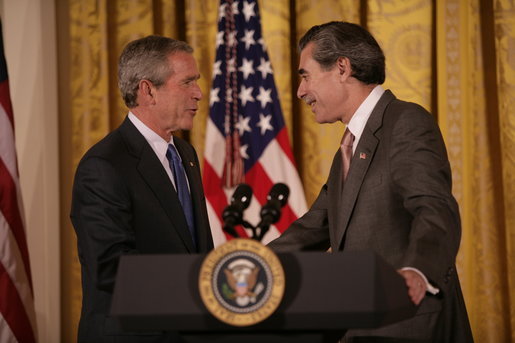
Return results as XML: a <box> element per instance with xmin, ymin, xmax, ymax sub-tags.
<box><xmin>71</xmin><ymin>35</ymin><xmax>214</xmax><ymax>342</ymax></box>
<box><xmin>269</xmin><ymin>22</ymin><xmax>473</xmax><ymax>342</ymax></box>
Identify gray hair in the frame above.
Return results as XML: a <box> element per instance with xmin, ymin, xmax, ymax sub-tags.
<box><xmin>299</xmin><ymin>21</ymin><xmax>385</xmax><ymax>85</ymax></box>
<box><xmin>118</xmin><ymin>35</ymin><xmax>193</xmax><ymax>108</ymax></box>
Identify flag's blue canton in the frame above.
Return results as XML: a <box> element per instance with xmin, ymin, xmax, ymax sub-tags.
<box><xmin>209</xmin><ymin>0</ymin><xmax>286</xmax><ymax>172</ymax></box>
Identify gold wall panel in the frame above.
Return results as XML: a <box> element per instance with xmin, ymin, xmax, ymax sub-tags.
<box><xmin>368</xmin><ymin>0</ymin><xmax>432</xmax><ymax>111</ymax></box>
<box><xmin>159</xmin><ymin>0</ymin><xmax>179</xmax><ymax>38</ymax></box>
<box><xmin>493</xmin><ymin>1</ymin><xmax>515</xmax><ymax>341</ymax></box>
<box><xmin>112</xmin><ymin>0</ymin><xmax>154</xmax><ymax>126</ymax></box>
<box><xmin>185</xmin><ymin>0</ymin><xmax>219</xmax><ymax>165</ymax></box>
<box><xmin>437</xmin><ymin>0</ymin><xmax>511</xmax><ymax>341</ymax></box>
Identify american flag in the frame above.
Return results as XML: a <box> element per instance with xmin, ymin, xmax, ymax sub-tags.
<box><xmin>0</xmin><ymin>21</ymin><xmax>37</xmax><ymax>343</ymax></box>
<box><xmin>203</xmin><ymin>0</ymin><xmax>307</xmax><ymax>246</ymax></box>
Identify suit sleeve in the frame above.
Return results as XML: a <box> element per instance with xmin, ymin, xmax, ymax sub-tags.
<box><xmin>71</xmin><ymin>155</ymin><xmax>138</xmax><ymax>292</ymax></box>
<box><xmin>388</xmin><ymin>104</ymin><xmax>461</xmax><ymax>287</ymax></box>
<box><xmin>268</xmin><ymin>184</ymin><xmax>331</xmax><ymax>252</ymax></box>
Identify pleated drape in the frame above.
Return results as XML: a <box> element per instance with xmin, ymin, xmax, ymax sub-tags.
<box><xmin>58</xmin><ymin>1</ymin><xmax>514</xmax><ymax>341</ymax></box>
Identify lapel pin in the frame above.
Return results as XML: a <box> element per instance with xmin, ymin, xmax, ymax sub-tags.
<box><xmin>359</xmin><ymin>152</ymin><xmax>367</xmax><ymax>159</ymax></box>
<box><xmin>189</xmin><ymin>161</ymin><xmax>195</xmax><ymax>167</ymax></box>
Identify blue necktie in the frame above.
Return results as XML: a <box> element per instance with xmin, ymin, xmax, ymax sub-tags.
<box><xmin>166</xmin><ymin>144</ymin><xmax>196</xmax><ymax>248</ymax></box>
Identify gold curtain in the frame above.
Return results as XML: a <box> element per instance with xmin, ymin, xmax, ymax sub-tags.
<box><xmin>57</xmin><ymin>0</ymin><xmax>515</xmax><ymax>341</ymax></box>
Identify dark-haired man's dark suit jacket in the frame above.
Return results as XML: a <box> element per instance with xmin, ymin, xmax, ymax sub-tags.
<box><xmin>269</xmin><ymin>90</ymin><xmax>473</xmax><ymax>342</ymax></box>
<box><xmin>71</xmin><ymin>117</ymin><xmax>214</xmax><ymax>343</ymax></box>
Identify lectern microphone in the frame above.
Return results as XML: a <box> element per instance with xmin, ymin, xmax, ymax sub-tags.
<box><xmin>222</xmin><ymin>183</ymin><xmax>253</xmax><ymax>237</ymax></box>
<box><xmin>256</xmin><ymin>183</ymin><xmax>289</xmax><ymax>240</ymax></box>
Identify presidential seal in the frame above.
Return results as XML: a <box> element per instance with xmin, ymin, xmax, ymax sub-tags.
<box><xmin>198</xmin><ymin>238</ymin><xmax>285</xmax><ymax>326</ymax></box>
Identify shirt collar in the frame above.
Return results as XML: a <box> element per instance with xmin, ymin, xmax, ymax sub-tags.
<box><xmin>128</xmin><ymin>111</ymin><xmax>176</xmax><ymax>160</ymax></box>
<box><xmin>347</xmin><ymin>85</ymin><xmax>385</xmax><ymax>149</ymax></box>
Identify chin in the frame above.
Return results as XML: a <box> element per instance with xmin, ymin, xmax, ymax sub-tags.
<box><xmin>314</xmin><ymin>114</ymin><xmax>328</xmax><ymax>124</ymax></box>
<box><xmin>316</xmin><ymin>112</ymin><xmax>338</xmax><ymax>124</ymax></box>
<box><xmin>180</xmin><ymin>122</ymin><xmax>194</xmax><ymax>131</ymax></box>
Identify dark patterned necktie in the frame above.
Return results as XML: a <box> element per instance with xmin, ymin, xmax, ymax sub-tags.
<box><xmin>341</xmin><ymin>128</ymin><xmax>355</xmax><ymax>181</ymax></box>
<box><xmin>166</xmin><ymin>144</ymin><xmax>196</xmax><ymax>248</ymax></box>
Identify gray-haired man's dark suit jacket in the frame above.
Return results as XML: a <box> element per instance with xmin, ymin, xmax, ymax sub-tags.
<box><xmin>71</xmin><ymin>117</ymin><xmax>214</xmax><ymax>343</ymax></box>
<box><xmin>269</xmin><ymin>90</ymin><xmax>473</xmax><ymax>342</ymax></box>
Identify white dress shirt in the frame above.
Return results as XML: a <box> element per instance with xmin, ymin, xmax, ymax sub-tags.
<box><xmin>128</xmin><ymin>112</ymin><xmax>190</xmax><ymax>192</ymax></box>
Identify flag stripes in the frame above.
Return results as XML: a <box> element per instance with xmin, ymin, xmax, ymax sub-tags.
<box><xmin>0</xmin><ymin>19</ymin><xmax>37</xmax><ymax>343</ymax></box>
<box><xmin>203</xmin><ymin>0</ymin><xmax>307</xmax><ymax>246</ymax></box>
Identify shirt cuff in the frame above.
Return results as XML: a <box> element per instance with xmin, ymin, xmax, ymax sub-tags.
<box><xmin>401</xmin><ymin>267</ymin><xmax>440</xmax><ymax>295</ymax></box>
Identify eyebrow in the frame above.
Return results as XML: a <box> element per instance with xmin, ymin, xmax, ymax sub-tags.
<box><xmin>183</xmin><ymin>74</ymin><xmax>201</xmax><ymax>82</ymax></box>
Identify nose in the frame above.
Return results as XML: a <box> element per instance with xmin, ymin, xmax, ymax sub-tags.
<box><xmin>193</xmin><ymin>83</ymin><xmax>202</xmax><ymax>101</ymax></box>
<box><xmin>297</xmin><ymin>79</ymin><xmax>306</xmax><ymax>99</ymax></box>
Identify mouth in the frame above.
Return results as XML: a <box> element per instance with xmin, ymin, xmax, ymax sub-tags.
<box><xmin>304</xmin><ymin>97</ymin><xmax>316</xmax><ymax>112</ymax></box>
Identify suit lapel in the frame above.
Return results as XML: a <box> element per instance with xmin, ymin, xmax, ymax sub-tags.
<box><xmin>326</xmin><ymin>150</ymin><xmax>343</xmax><ymax>251</ymax></box>
<box><xmin>119</xmin><ymin>118</ymin><xmax>196</xmax><ymax>252</ymax></box>
<box><xmin>333</xmin><ymin>132</ymin><xmax>379</xmax><ymax>248</ymax></box>
<box><xmin>334</xmin><ymin>91</ymin><xmax>396</xmax><ymax>249</ymax></box>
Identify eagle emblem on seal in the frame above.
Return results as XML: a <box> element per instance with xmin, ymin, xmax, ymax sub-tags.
<box><xmin>222</xmin><ymin>258</ymin><xmax>265</xmax><ymax>306</ymax></box>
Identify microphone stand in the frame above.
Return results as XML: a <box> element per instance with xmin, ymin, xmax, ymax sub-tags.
<box><xmin>222</xmin><ymin>182</ymin><xmax>288</xmax><ymax>242</ymax></box>
<box><xmin>255</xmin><ymin>223</ymin><xmax>270</xmax><ymax>241</ymax></box>
<box><xmin>223</xmin><ymin>220</ymin><xmax>265</xmax><ymax>242</ymax></box>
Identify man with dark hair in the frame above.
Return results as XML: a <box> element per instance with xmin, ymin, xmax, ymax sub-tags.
<box><xmin>269</xmin><ymin>22</ymin><xmax>473</xmax><ymax>342</ymax></box>
<box><xmin>71</xmin><ymin>35</ymin><xmax>214</xmax><ymax>343</ymax></box>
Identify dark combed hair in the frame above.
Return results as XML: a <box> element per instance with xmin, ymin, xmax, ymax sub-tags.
<box><xmin>299</xmin><ymin>21</ymin><xmax>385</xmax><ymax>85</ymax></box>
<box><xmin>118</xmin><ymin>35</ymin><xmax>193</xmax><ymax>108</ymax></box>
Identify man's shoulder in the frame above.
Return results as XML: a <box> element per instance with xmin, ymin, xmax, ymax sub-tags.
<box><xmin>83</xmin><ymin>127</ymin><xmax>126</xmax><ymax>159</ymax></box>
<box><xmin>173</xmin><ymin>135</ymin><xmax>193</xmax><ymax>148</ymax></box>
<box><xmin>174</xmin><ymin>135</ymin><xmax>198</xmax><ymax>155</ymax></box>
<box><xmin>367</xmin><ymin>91</ymin><xmax>434</xmax><ymax>132</ymax></box>
<box><xmin>387</xmin><ymin>96</ymin><xmax>430</xmax><ymax>115</ymax></box>
<box><xmin>383</xmin><ymin>96</ymin><xmax>435</xmax><ymax>125</ymax></box>
<box><xmin>77</xmin><ymin>121</ymin><xmax>141</xmax><ymax>172</ymax></box>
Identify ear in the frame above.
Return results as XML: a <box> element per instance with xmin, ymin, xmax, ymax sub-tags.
<box><xmin>137</xmin><ymin>79</ymin><xmax>156</xmax><ymax>105</ymax></box>
<box><xmin>336</xmin><ymin>57</ymin><xmax>352</xmax><ymax>81</ymax></box>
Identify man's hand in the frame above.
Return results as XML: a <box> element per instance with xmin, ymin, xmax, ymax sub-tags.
<box><xmin>398</xmin><ymin>269</ymin><xmax>426</xmax><ymax>305</ymax></box>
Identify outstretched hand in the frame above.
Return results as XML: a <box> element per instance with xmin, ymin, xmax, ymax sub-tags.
<box><xmin>398</xmin><ymin>269</ymin><xmax>426</xmax><ymax>305</ymax></box>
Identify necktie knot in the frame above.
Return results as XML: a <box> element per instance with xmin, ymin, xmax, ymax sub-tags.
<box><xmin>166</xmin><ymin>145</ymin><xmax>183</xmax><ymax>174</ymax></box>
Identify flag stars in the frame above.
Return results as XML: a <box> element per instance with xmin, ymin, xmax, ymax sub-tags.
<box><xmin>216</xmin><ymin>31</ymin><xmax>224</xmax><ymax>49</ymax></box>
<box><xmin>210</xmin><ymin>87</ymin><xmax>220</xmax><ymax>106</ymax></box>
<box><xmin>257</xmin><ymin>57</ymin><xmax>272</xmax><ymax>79</ymax></box>
<box><xmin>242</xmin><ymin>0</ymin><xmax>256</xmax><ymax>22</ymax></box>
<box><xmin>240</xmin><ymin>144</ymin><xmax>249</xmax><ymax>159</ymax></box>
<box><xmin>238</xmin><ymin>58</ymin><xmax>254</xmax><ymax>79</ymax></box>
<box><xmin>238</xmin><ymin>85</ymin><xmax>254</xmax><ymax>106</ymax></box>
<box><xmin>231</xmin><ymin>1</ymin><xmax>240</xmax><ymax>15</ymax></box>
<box><xmin>241</xmin><ymin>29</ymin><xmax>256</xmax><ymax>50</ymax></box>
<box><xmin>256</xmin><ymin>86</ymin><xmax>272</xmax><ymax>108</ymax></box>
<box><xmin>220</xmin><ymin>1</ymin><xmax>240</xmax><ymax>21</ymax></box>
<box><xmin>218</xmin><ymin>3</ymin><xmax>227</xmax><ymax>21</ymax></box>
<box><xmin>212</xmin><ymin>60</ymin><xmax>222</xmax><ymax>78</ymax></box>
<box><xmin>235</xmin><ymin>115</ymin><xmax>252</xmax><ymax>136</ymax></box>
<box><xmin>257</xmin><ymin>114</ymin><xmax>273</xmax><ymax>135</ymax></box>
